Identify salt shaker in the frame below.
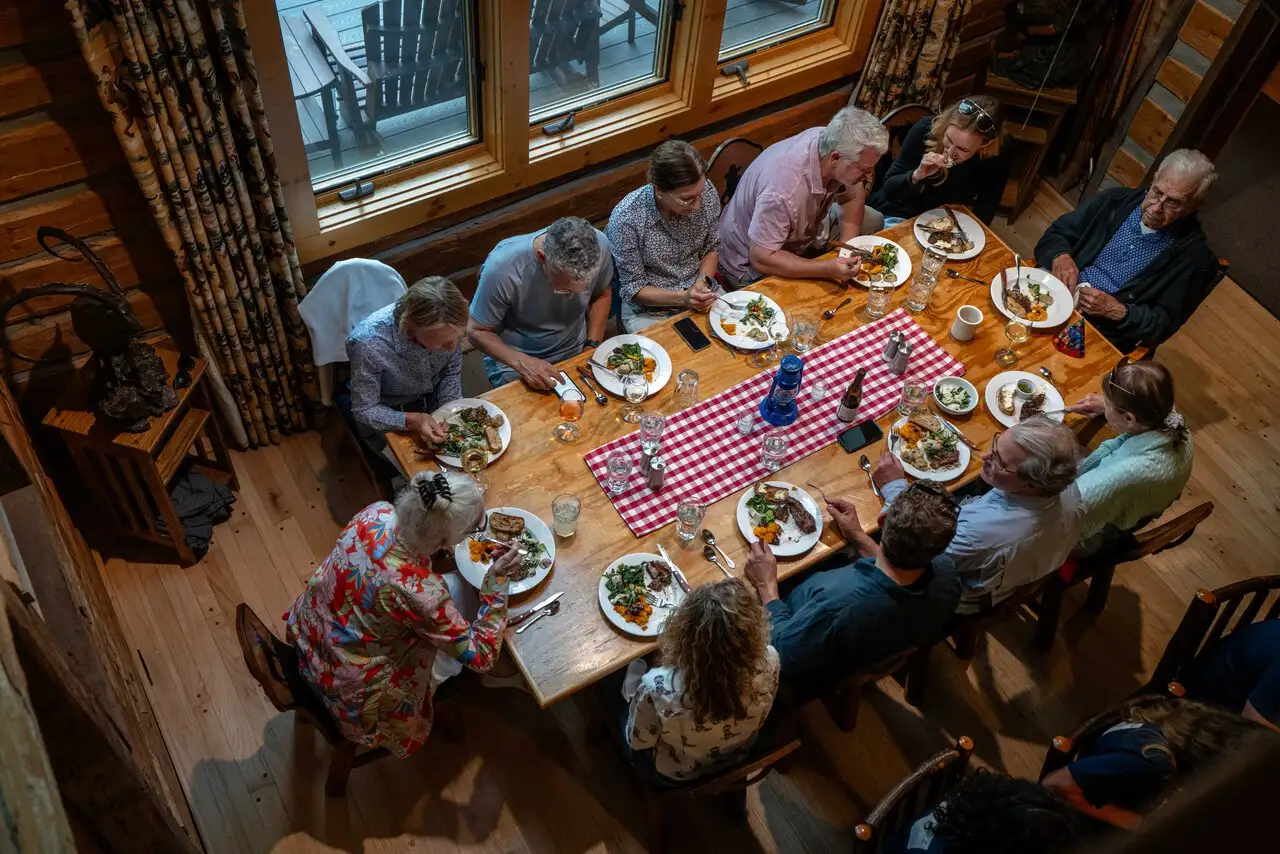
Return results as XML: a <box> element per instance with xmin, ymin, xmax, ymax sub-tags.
<box><xmin>646</xmin><ymin>457</ymin><xmax>666</xmax><ymax>491</ymax></box>
<box><xmin>888</xmin><ymin>339</ymin><xmax>913</xmax><ymax>376</ymax></box>
<box><xmin>881</xmin><ymin>330</ymin><xmax>903</xmax><ymax>363</ymax></box>
<box><xmin>639</xmin><ymin>452</ymin><xmax>654</xmax><ymax>477</ymax></box>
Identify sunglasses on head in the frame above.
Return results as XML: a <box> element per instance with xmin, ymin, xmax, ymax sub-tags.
<box><xmin>957</xmin><ymin>99</ymin><xmax>996</xmax><ymax>134</ymax></box>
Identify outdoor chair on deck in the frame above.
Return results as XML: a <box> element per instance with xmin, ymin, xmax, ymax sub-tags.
<box><xmin>531</xmin><ymin>0</ymin><xmax>602</xmax><ymax>87</ymax></box>
<box><xmin>853</xmin><ymin>736</ymin><xmax>974</xmax><ymax>853</ymax></box>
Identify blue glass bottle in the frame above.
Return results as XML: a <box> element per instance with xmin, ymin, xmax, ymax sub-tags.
<box><xmin>759</xmin><ymin>355</ymin><xmax>804</xmax><ymax>426</ymax></box>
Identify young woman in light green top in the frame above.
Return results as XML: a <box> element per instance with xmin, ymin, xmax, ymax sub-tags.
<box><xmin>1067</xmin><ymin>358</ymin><xmax>1193</xmax><ymax>556</ymax></box>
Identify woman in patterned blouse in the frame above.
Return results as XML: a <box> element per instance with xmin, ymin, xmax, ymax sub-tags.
<box><xmin>624</xmin><ymin>579</ymin><xmax>780</xmax><ymax>783</ymax></box>
<box><xmin>607</xmin><ymin>140</ymin><xmax>724</xmax><ymax>332</ymax></box>
<box><xmin>286</xmin><ymin>471</ymin><xmax>515</xmax><ymax>758</ymax></box>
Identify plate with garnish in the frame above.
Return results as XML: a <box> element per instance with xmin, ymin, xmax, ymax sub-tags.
<box><xmin>984</xmin><ymin>371</ymin><xmax>1065</xmax><ymax>428</ymax></box>
<box><xmin>456</xmin><ymin>507</ymin><xmax>554</xmax><ymax>596</ymax></box>
<box><xmin>598</xmin><ymin>553</ymin><xmax>685</xmax><ymax>638</ymax></box>
<box><xmin>710</xmin><ymin>292</ymin><xmax>788</xmax><ymax>351</ymax></box>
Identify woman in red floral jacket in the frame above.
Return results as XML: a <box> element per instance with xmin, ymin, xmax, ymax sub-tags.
<box><xmin>286</xmin><ymin>470</ymin><xmax>514</xmax><ymax>757</ymax></box>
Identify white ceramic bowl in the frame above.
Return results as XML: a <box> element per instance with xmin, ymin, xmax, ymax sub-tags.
<box><xmin>932</xmin><ymin>377</ymin><xmax>979</xmax><ymax>416</ymax></box>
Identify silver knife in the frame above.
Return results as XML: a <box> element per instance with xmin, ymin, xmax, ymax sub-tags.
<box><xmin>942</xmin><ymin>419</ymin><xmax>981</xmax><ymax>451</ymax></box>
<box><xmin>508</xmin><ymin>591</ymin><xmax>563</xmax><ymax>627</ymax></box>
<box><xmin>655</xmin><ymin>544</ymin><xmax>691</xmax><ymax>594</ymax></box>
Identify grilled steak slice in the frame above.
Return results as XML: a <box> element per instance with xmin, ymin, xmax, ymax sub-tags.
<box><xmin>1019</xmin><ymin>392</ymin><xmax>1047</xmax><ymax>420</ymax></box>
<box><xmin>784</xmin><ymin>497</ymin><xmax>816</xmax><ymax>534</ymax></box>
<box><xmin>645</xmin><ymin>560</ymin><xmax>672</xmax><ymax>591</ymax></box>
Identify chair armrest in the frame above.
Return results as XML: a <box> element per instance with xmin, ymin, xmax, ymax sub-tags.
<box><xmin>304</xmin><ymin>7</ymin><xmax>370</xmax><ymax>87</ymax></box>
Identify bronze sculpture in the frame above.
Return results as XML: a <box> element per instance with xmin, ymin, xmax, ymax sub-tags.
<box><xmin>0</xmin><ymin>227</ymin><xmax>177</xmax><ymax>432</ymax></box>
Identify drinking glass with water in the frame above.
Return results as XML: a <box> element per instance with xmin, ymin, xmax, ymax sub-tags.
<box><xmin>675</xmin><ymin>499</ymin><xmax>706</xmax><ymax>542</ymax></box>
<box><xmin>606</xmin><ymin>450</ymin><xmax>633</xmax><ymax>494</ymax></box>
<box><xmin>639</xmin><ymin>413</ymin><xmax>666</xmax><ymax>455</ymax></box>
<box><xmin>866</xmin><ymin>282</ymin><xmax>893</xmax><ymax>319</ymax></box>
<box><xmin>552</xmin><ymin>494</ymin><xmax>581</xmax><ymax>537</ymax></box>
<box><xmin>761</xmin><ymin>433</ymin><xmax>789</xmax><ymax>471</ymax></box>
<box><xmin>789</xmin><ymin>312</ymin><xmax>820</xmax><ymax>353</ymax></box>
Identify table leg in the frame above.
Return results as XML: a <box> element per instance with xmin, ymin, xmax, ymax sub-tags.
<box><xmin>323</xmin><ymin>85</ymin><xmax>342</xmax><ymax>169</ymax></box>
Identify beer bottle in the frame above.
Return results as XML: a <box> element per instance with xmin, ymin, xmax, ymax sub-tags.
<box><xmin>837</xmin><ymin>368</ymin><xmax>867</xmax><ymax>423</ymax></box>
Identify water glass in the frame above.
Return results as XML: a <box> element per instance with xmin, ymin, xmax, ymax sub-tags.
<box><xmin>620</xmin><ymin>374</ymin><xmax>647</xmax><ymax>423</ymax></box>
<box><xmin>674</xmin><ymin>369</ymin><xmax>699</xmax><ymax>408</ymax></box>
<box><xmin>675</xmin><ymin>499</ymin><xmax>706</xmax><ymax>543</ymax></box>
<box><xmin>789</xmin><ymin>312</ymin><xmax>820</xmax><ymax>353</ymax></box>
<box><xmin>552</xmin><ymin>494</ymin><xmax>581</xmax><ymax>537</ymax></box>
<box><xmin>898</xmin><ymin>382</ymin><xmax>927</xmax><ymax>416</ymax></box>
<box><xmin>639</xmin><ymin>413</ymin><xmax>666</xmax><ymax>455</ymax></box>
<box><xmin>760</xmin><ymin>433</ymin><xmax>789</xmax><ymax>471</ymax></box>
<box><xmin>905</xmin><ymin>276</ymin><xmax>940</xmax><ymax>313</ymax></box>
<box><xmin>809</xmin><ymin>380</ymin><xmax>828</xmax><ymax>401</ymax></box>
<box><xmin>866</xmin><ymin>282</ymin><xmax>893</xmax><ymax>319</ymax></box>
<box><xmin>605</xmin><ymin>450</ymin><xmax>633</xmax><ymax>494</ymax></box>
<box><xmin>920</xmin><ymin>247</ymin><xmax>946</xmax><ymax>281</ymax></box>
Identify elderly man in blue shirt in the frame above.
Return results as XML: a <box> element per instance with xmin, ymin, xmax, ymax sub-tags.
<box><xmin>873</xmin><ymin>416</ymin><xmax>1082</xmax><ymax>615</ymax></box>
<box><xmin>743</xmin><ymin>481</ymin><xmax>961</xmax><ymax>702</ymax></box>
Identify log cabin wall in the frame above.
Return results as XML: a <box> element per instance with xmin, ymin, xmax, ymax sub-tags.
<box><xmin>0</xmin><ymin>0</ymin><xmax>190</xmax><ymax>409</ymax></box>
<box><xmin>944</xmin><ymin>0</ymin><xmax>1007</xmax><ymax>103</ymax></box>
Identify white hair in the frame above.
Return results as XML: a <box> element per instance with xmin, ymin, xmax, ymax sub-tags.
<box><xmin>393</xmin><ymin>470</ymin><xmax>484</xmax><ymax>556</ymax></box>
<box><xmin>1007</xmin><ymin>417</ymin><xmax>1078</xmax><ymax>497</ymax></box>
<box><xmin>1154</xmin><ymin>149</ymin><xmax>1217</xmax><ymax>201</ymax></box>
<box><xmin>818</xmin><ymin>106</ymin><xmax>890</xmax><ymax>161</ymax></box>
<box><xmin>542</xmin><ymin>216</ymin><xmax>602</xmax><ymax>285</ymax></box>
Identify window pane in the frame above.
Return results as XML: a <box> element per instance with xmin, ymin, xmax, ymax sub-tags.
<box><xmin>531</xmin><ymin>0</ymin><xmax>676</xmax><ymax>123</ymax></box>
<box><xmin>719</xmin><ymin>0</ymin><xmax>836</xmax><ymax>61</ymax></box>
<box><xmin>277</xmin><ymin>0</ymin><xmax>481</xmax><ymax>192</ymax></box>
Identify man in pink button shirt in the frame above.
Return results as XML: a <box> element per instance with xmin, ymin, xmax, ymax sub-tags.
<box><xmin>718</xmin><ymin>106</ymin><xmax>889</xmax><ymax>287</ymax></box>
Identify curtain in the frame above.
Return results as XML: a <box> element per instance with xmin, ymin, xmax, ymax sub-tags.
<box><xmin>65</xmin><ymin>0</ymin><xmax>319</xmax><ymax>447</ymax></box>
<box><xmin>855</xmin><ymin>0</ymin><xmax>972</xmax><ymax>117</ymax></box>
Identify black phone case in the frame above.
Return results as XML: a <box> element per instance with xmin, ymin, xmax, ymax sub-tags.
<box><xmin>673</xmin><ymin>318</ymin><xmax>711</xmax><ymax>351</ymax></box>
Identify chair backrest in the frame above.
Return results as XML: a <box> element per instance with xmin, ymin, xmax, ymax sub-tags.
<box><xmin>361</xmin><ymin>0</ymin><xmax>470</xmax><ymax>119</ymax></box>
<box><xmin>1038</xmin><ymin>694</ymin><xmax>1170</xmax><ymax>781</ymax></box>
<box><xmin>706</xmin><ymin>137</ymin><xmax>764</xmax><ymax>208</ymax></box>
<box><xmin>1145</xmin><ymin>574</ymin><xmax>1280</xmax><ymax>694</ymax></box>
<box><xmin>681</xmin><ymin>735</ymin><xmax>801</xmax><ymax>798</ymax></box>
<box><xmin>875</xmin><ymin>103</ymin><xmax>932</xmax><ymax>189</ymax></box>
<box><xmin>236</xmin><ymin>603</ymin><xmax>301</xmax><ymax>713</ymax></box>
<box><xmin>853</xmin><ymin>737</ymin><xmax>974</xmax><ymax>853</ymax></box>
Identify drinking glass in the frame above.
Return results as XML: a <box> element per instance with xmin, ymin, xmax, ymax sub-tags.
<box><xmin>898</xmin><ymin>382</ymin><xmax>927</xmax><ymax>416</ymax></box>
<box><xmin>460</xmin><ymin>447</ymin><xmax>488</xmax><ymax>494</ymax></box>
<box><xmin>675</xmin><ymin>499</ymin><xmax>707</xmax><ymax>543</ymax></box>
<box><xmin>760</xmin><ymin>433</ymin><xmax>789</xmax><ymax>471</ymax></box>
<box><xmin>905</xmin><ymin>276</ymin><xmax>940</xmax><ymax>313</ymax></box>
<box><xmin>789</xmin><ymin>312</ymin><xmax>820</xmax><ymax>353</ymax></box>
<box><xmin>865</xmin><ymin>282</ymin><xmax>893</xmax><ymax>319</ymax></box>
<box><xmin>554</xmin><ymin>391</ymin><xmax>585</xmax><ymax>442</ymax></box>
<box><xmin>639</xmin><ymin>413</ymin><xmax>666</xmax><ymax>455</ymax></box>
<box><xmin>749</xmin><ymin>328</ymin><xmax>789</xmax><ymax>369</ymax></box>
<box><xmin>920</xmin><ymin>247</ymin><xmax>946</xmax><ymax>282</ymax></box>
<box><xmin>605</xmin><ymin>450</ymin><xmax>633</xmax><ymax>494</ymax></box>
<box><xmin>552</xmin><ymin>494</ymin><xmax>581</xmax><ymax>537</ymax></box>
<box><xmin>620</xmin><ymin>374</ymin><xmax>647</xmax><ymax>423</ymax></box>
<box><xmin>995</xmin><ymin>319</ymin><xmax>1031</xmax><ymax>367</ymax></box>
<box><xmin>673</xmin><ymin>369</ymin><xmax>699</xmax><ymax>408</ymax></box>
<box><xmin>809</xmin><ymin>380</ymin><xmax>828</xmax><ymax>401</ymax></box>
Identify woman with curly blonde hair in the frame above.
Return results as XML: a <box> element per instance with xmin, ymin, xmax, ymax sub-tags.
<box><xmin>622</xmin><ymin>579</ymin><xmax>780</xmax><ymax>783</ymax></box>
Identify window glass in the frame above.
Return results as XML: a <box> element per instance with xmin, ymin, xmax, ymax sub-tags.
<box><xmin>276</xmin><ymin>0</ymin><xmax>481</xmax><ymax>192</ymax></box>
<box><xmin>718</xmin><ymin>0</ymin><xmax>836</xmax><ymax>61</ymax></box>
<box><xmin>531</xmin><ymin>0</ymin><xmax>676</xmax><ymax>124</ymax></box>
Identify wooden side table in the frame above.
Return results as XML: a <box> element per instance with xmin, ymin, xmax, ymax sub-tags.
<box><xmin>43</xmin><ymin>344</ymin><xmax>238</xmax><ymax>566</ymax></box>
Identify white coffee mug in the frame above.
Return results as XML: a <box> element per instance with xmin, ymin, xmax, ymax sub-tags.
<box><xmin>951</xmin><ymin>305</ymin><xmax>983</xmax><ymax>341</ymax></box>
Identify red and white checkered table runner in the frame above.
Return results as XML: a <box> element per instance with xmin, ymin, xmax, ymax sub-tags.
<box><xmin>583</xmin><ymin>310</ymin><xmax>966</xmax><ymax>536</ymax></box>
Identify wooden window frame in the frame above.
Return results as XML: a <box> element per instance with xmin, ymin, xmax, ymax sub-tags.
<box><xmin>245</xmin><ymin>0</ymin><xmax>882</xmax><ymax>265</ymax></box>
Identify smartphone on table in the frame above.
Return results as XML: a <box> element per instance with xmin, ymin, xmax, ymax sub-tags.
<box><xmin>837</xmin><ymin>419</ymin><xmax>884</xmax><ymax>454</ymax></box>
<box><xmin>672</xmin><ymin>316</ymin><xmax>711</xmax><ymax>352</ymax></box>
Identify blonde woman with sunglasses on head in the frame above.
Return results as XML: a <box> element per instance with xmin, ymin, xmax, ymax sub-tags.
<box><xmin>867</xmin><ymin>96</ymin><xmax>1009</xmax><ymax>227</ymax></box>
<box><xmin>1066</xmin><ymin>358</ymin><xmax>1193</xmax><ymax>556</ymax></box>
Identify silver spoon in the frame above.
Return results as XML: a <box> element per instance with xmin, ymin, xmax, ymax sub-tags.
<box><xmin>702</xmin><ymin>545</ymin><xmax>733</xmax><ymax>580</ymax></box>
<box><xmin>858</xmin><ymin>454</ymin><xmax>881</xmax><ymax>499</ymax></box>
<box><xmin>700</xmin><ymin>529</ymin><xmax>736</xmax><ymax>570</ymax></box>
<box><xmin>823</xmin><ymin>297</ymin><xmax>852</xmax><ymax>320</ymax></box>
<box><xmin>946</xmin><ymin>269</ymin><xmax>988</xmax><ymax>286</ymax></box>
<box><xmin>515</xmin><ymin>600</ymin><xmax>560</xmax><ymax>634</ymax></box>
<box><xmin>1039</xmin><ymin>366</ymin><xmax>1056</xmax><ymax>384</ymax></box>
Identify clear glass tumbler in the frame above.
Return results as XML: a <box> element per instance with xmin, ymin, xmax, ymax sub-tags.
<box><xmin>673</xmin><ymin>369</ymin><xmax>699</xmax><ymax>408</ymax></box>
<box><xmin>789</xmin><ymin>312</ymin><xmax>820</xmax><ymax>353</ymax></box>
<box><xmin>920</xmin><ymin>247</ymin><xmax>946</xmax><ymax>280</ymax></box>
<box><xmin>552</xmin><ymin>494</ymin><xmax>581</xmax><ymax>537</ymax></box>
<box><xmin>898</xmin><ymin>382</ymin><xmax>927</xmax><ymax>416</ymax></box>
<box><xmin>761</xmin><ymin>433</ymin><xmax>789</xmax><ymax>471</ymax></box>
<box><xmin>675</xmin><ymin>499</ymin><xmax>706</xmax><ymax>542</ymax></box>
<box><xmin>605</xmin><ymin>450</ymin><xmax>633</xmax><ymax>494</ymax></box>
<box><xmin>905</xmin><ymin>276</ymin><xmax>940</xmax><ymax>313</ymax></box>
<box><xmin>639</xmin><ymin>413</ymin><xmax>666</xmax><ymax>456</ymax></box>
<box><xmin>866</xmin><ymin>282</ymin><xmax>893</xmax><ymax>319</ymax></box>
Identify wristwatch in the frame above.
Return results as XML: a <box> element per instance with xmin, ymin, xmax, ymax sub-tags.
<box><xmin>583</xmin><ymin>339</ymin><xmax>601</xmax><ymax>350</ymax></box>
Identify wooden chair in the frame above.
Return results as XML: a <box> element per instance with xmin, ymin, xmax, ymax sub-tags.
<box><xmin>306</xmin><ymin>1</ymin><xmax>473</xmax><ymax>151</ymax></box>
<box><xmin>234</xmin><ymin>603</ymin><xmax>389</xmax><ymax>797</ymax></box>
<box><xmin>948</xmin><ymin>575</ymin><xmax>1055</xmax><ymax>661</ymax></box>
<box><xmin>1132</xmin><ymin>258</ymin><xmax>1230</xmax><ymax>360</ymax></box>
<box><xmin>530</xmin><ymin>0</ymin><xmax>602</xmax><ymax>87</ymax></box>
<box><xmin>822</xmin><ymin>645</ymin><xmax>932</xmax><ymax>732</ymax></box>
<box><xmin>600</xmin><ymin>0</ymin><xmax>658</xmax><ymax>44</ymax></box>
<box><xmin>706</xmin><ymin>137</ymin><xmax>764</xmax><ymax>207</ymax></box>
<box><xmin>852</xmin><ymin>736</ymin><xmax>975</xmax><ymax>852</ymax></box>
<box><xmin>874</xmin><ymin>103</ymin><xmax>932</xmax><ymax>189</ymax></box>
<box><xmin>1031</xmin><ymin>502</ymin><xmax>1215</xmax><ymax>652</ymax></box>
<box><xmin>1140</xmin><ymin>574</ymin><xmax>1280</xmax><ymax>696</ymax></box>
<box><xmin>1038</xmin><ymin>693</ymin><xmax>1174</xmax><ymax>781</ymax></box>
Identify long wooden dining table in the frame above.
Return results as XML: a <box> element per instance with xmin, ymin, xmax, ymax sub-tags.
<box><xmin>388</xmin><ymin>211</ymin><xmax>1125</xmax><ymax>708</ymax></box>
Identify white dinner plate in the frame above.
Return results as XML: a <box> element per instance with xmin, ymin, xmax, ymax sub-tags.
<box><xmin>889</xmin><ymin>416</ymin><xmax>971</xmax><ymax>483</ymax></box>
<box><xmin>989</xmin><ymin>267</ymin><xmax>1074</xmax><ymax>329</ymax></box>
<box><xmin>430</xmin><ymin>398</ymin><xmax>512</xmax><ymax>469</ymax></box>
<box><xmin>709</xmin><ymin>292</ymin><xmax>789</xmax><ymax>351</ymax></box>
<box><xmin>912</xmin><ymin>208</ymin><xmax>986</xmax><ymax>260</ymax></box>
<box><xmin>984</xmin><ymin>371</ymin><xmax>1066</xmax><ymax>429</ymax></box>
<box><xmin>454</xmin><ymin>507</ymin><xmax>555</xmax><ymax>596</ymax></box>
<box><xmin>591</xmin><ymin>334</ymin><xmax>672</xmax><ymax>399</ymax></box>
<box><xmin>736</xmin><ymin>482</ymin><xmax>824</xmax><ymax>557</ymax></box>
<box><xmin>839</xmin><ymin>236</ymin><xmax>913</xmax><ymax>288</ymax></box>
<box><xmin>598</xmin><ymin>552</ymin><xmax>685</xmax><ymax>638</ymax></box>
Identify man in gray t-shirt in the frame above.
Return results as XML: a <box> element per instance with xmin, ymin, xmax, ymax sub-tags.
<box><xmin>468</xmin><ymin>217</ymin><xmax>614</xmax><ymax>389</ymax></box>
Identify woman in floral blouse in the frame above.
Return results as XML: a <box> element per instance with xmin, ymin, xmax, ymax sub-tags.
<box><xmin>624</xmin><ymin>579</ymin><xmax>780</xmax><ymax>783</ymax></box>
<box><xmin>286</xmin><ymin>471</ymin><xmax>515</xmax><ymax>758</ymax></box>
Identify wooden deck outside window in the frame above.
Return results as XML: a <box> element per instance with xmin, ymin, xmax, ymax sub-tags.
<box><xmin>245</xmin><ymin>0</ymin><xmax>881</xmax><ymax>265</ymax></box>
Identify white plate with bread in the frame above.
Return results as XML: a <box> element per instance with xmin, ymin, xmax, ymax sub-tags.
<box><xmin>429</xmin><ymin>398</ymin><xmax>512</xmax><ymax>469</ymax></box>
<box><xmin>984</xmin><ymin>371</ymin><xmax>1065</xmax><ymax>428</ymax></box>
<box><xmin>455</xmin><ymin>507</ymin><xmax>555</xmax><ymax>596</ymax></box>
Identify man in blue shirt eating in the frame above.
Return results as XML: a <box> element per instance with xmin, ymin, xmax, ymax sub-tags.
<box><xmin>743</xmin><ymin>481</ymin><xmax>961</xmax><ymax>702</ymax></box>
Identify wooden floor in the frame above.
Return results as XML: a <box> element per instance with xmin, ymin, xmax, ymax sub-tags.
<box><xmin>101</xmin><ymin>186</ymin><xmax>1280</xmax><ymax>853</ymax></box>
